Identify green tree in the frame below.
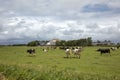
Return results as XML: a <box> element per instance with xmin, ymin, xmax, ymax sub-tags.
<box><xmin>27</xmin><ymin>40</ymin><xmax>39</xmax><ymax>46</ymax></box>
<box><xmin>87</xmin><ymin>37</ymin><xmax>92</xmax><ymax>46</ymax></box>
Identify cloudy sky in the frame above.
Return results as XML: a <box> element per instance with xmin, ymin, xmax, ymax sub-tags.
<box><xmin>0</xmin><ymin>0</ymin><xmax>120</xmax><ymax>45</ymax></box>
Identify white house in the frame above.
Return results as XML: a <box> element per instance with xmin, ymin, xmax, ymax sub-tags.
<box><xmin>46</xmin><ymin>39</ymin><xmax>59</xmax><ymax>46</ymax></box>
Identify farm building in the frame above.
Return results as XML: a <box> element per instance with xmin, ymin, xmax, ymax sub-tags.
<box><xmin>46</xmin><ymin>39</ymin><xmax>60</xmax><ymax>46</ymax></box>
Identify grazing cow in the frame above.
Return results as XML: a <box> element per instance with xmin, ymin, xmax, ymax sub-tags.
<box><xmin>111</xmin><ymin>47</ymin><xmax>117</xmax><ymax>51</ymax></box>
<box><xmin>97</xmin><ymin>48</ymin><xmax>111</xmax><ymax>56</ymax></box>
<box><xmin>43</xmin><ymin>49</ymin><xmax>48</xmax><ymax>53</ymax></box>
<box><xmin>65</xmin><ymin>47</ymin><xmax>82</xmax><ymax>59</ymax></box>
<box><xmin>72</xmin><ymin>48</ymin><xmax>82</xmax><ymax>59</ymax></box>
<box><xmin>65</xmin><ymin>48</ymin><xmax>71</xmax><ymax>58</ymax></box>
<box><xmin>27</xmin><ymin>49</ymin><xmax>36</xmax><ymax>56</ymax></box>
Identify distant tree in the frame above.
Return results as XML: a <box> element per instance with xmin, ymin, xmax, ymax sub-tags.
<box><xmin>97</xmin><ymin>40</ymin><xmax>101</xmax><ymax>43</ymax></box>
<box><xmin>55</xmin><ymin>37</ymin><xmax>92</xmax><ymax>46</ymax></box>
<box><xmin>66</xmin><ymin>40</ymin><xmax>72</xmax><ymax>46</ymax></box>
<box><xmin>56</xmin><ymin>40</ymin><xmax>66</xmax><ymax>46</ymax></box>
<box><xmin>61</xmin><ymin>40</ymin><xmax>66</xmax><ymax>46</ymax></box>
<box><xmin>87</xmin><ymin>37</ymin><xmax>92</xmax><ymax>46</ymax></box>
<box><xmin>27</xmin><ymin>40</ymin><xmax>39</xmax><ymax>46</ymax></box>
<box><xmin>79</xmin><ymin>38</ymin><xmax>87</xmax><ymax>46</ymax></box>
<box><xmin>56</xmin><ymin>41</ymin><xmax>61</xmax><ymax>46</ymax></box>
<box><xmin>117</xmin><ymin>43</ymin><xmax>120</xmax><ymax>47</ymax></box>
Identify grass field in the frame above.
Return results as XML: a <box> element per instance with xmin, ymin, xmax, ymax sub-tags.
<box><xmin>0</xmin><ymin>46</ymin><xmax>120</xmax><ymax>80</ymax></box>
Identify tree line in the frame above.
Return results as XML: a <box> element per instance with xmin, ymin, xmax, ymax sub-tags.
<box><xmin>56</xmin><ymin>37</ymin><xmax>92</xmax><ymax>46</ymax></box>
<box><xmin>26</xmin><ymin>37</ymin><xmax>92</xmax><ymax>46</ymax></box>
<box><xmin>10</xmin><ymin>37</ymin><xmax>120</xmax><ymax>47</ymax></box>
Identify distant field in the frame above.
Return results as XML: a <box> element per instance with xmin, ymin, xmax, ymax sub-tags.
<box><xmin>0</xmin><ymin>46</ymin><xmax>120</xmax><ymax>80</ymax></box>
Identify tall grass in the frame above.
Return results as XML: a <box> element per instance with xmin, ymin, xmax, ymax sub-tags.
<box><xmin>0</xmin><ymin>63</ymin><xmax>120</xmax><ymax>80</ymax></box>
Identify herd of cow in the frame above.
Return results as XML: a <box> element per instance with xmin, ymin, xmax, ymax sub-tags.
<box><xmin>65</xmin><ymin>47</ymin><xmax>82</xmax><ymax>58</ymax></box>
<box><xmin>27</xmin><ymin>46</ymin><xmax>119</xmax><ymax>58</ymax></box>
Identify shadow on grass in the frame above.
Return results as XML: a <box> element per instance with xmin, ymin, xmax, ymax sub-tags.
<box><xmin>63</xmin><ymin>56</ymin><xmax>81</xmax><ymax>59</ymax></box>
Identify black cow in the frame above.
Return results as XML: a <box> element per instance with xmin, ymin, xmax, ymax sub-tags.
<box><xmin>97</xmin><ymin>48</ymin><xmax>111</xmax><ymax>56</ymax></box>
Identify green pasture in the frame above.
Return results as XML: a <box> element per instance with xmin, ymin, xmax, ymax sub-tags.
<box><xmin>0</xmin><ymin>46</ymin><xmax>120</xmax><ymax>80</ymax></box>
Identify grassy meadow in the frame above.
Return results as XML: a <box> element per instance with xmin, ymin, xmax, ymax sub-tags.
<box><xmin>0</xmin><ymin>46</ymin><xmax>120</xmax><ymax>80</ymax></box>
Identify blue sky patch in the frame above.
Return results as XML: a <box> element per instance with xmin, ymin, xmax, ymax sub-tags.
<box><xmin>82</xmin><ymin>4</ymin><xmax>111</xmax><ymax>12</ymax></box>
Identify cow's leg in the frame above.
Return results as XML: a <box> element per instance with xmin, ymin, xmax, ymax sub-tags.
<box><xmin>66</xmin><ymin>53</ymin><xmax>69</xmax><ymax>58</ymax></box>
<box><xmin>109</xmin><ymin>52</ymin><xmax>111</xmax><ymax>56</ymax></box>
<box><xmin>79</xmin><ymin>53</ymin><xmax>81</xmax><ymax>59</ymax></box>
<box><xmin>109</xmin><ymin>51</ymin><xmax>111</xmax><ymax>56</ymax></box>
<box><xmin>74</xmin><ymin>53</ymin><xmax>77</xmax><ymax>58</ymax></box>
<box><xmin>73</xmin><ymin>54</ymin><xmax>75</xmax><ymax>58</ymax></box>
<box><xmin>77</xmin><ymin>54</ymin><xmax>80</xmax><ymax>59</ymax></box>
<box><xmin>29</xmin><ymin>52</ymin><xmax>32</xmax><ymax>56</ymax></box>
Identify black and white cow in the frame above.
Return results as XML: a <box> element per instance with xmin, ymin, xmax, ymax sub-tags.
<box><xmin>111</xmin><ymin>47</ymin><xmax>118</xmax><ymax>51</ymax></box>
<box><xmin>72</xmin><ymin>48</ymin><xmax>82</xmax><ymax>59</ymax></box>
<box><xmin>65</xmin><ymin>47</ymin><xmax>82</xmax><ymax>59</ymax></box>
<box><xmin>65</xmin><ymin>48</ymin><xmax>71</xmax><ymax>58</ymax></box>
<box><xmin>97</xmin><ymin>48</ymin><xmax>111</xmax><ymax>56</ymax></box>
<box><xmin>27</xmin><ymin>49</ymin><xmax>36</xmax><ymax>56</ymax></box>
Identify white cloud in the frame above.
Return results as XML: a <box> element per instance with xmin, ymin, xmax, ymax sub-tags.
<box><xmin>0</xmin><ymin>0</ymin><xmax>120</xmax><ymax>44</ymax></box>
